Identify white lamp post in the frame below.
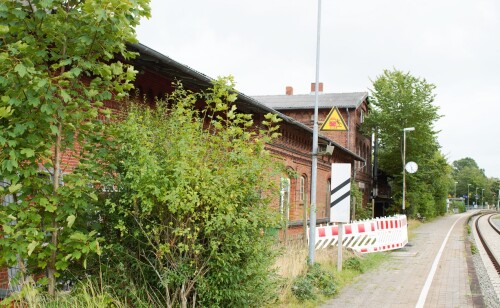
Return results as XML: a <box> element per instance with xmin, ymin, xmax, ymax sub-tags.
<box><xmin>467</xmin><ymin>184</ymin><xmax>471</xmax><ymax>209</ymax></box>
<box><xmin>497</xmin><ymin>189</ymin><xmax>499</xmax><ymax>211</ymax></box>
<box><xmin>475</xmin><ymin>187</ymin><xmax>478</xmax><ymax>207</ymax></box>
<box><xmin>454</xmin><ymin>181</ymin><xmax>458</xmax><ymax>198</ymax></box>
<box><xmin>402</xmin><ymin>127</ymin><xmax>415</xmax><ymax>213</ymax></box>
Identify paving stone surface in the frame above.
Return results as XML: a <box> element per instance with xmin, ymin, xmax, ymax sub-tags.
<box><xmin>321</xmin><ymin>213</ymin><xmax>475</xmax><ymax>308</ymax></box>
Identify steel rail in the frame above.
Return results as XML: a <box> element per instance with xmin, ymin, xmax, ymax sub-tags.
<box><xmin>475</xmin><ymin>213</ymin><xmax>500</xmax><ymax>275</ymax></box>
<box><xmin>487</xmin><ymin>214</ymin><xmax>500</xmax><ymax>235</ymax></box>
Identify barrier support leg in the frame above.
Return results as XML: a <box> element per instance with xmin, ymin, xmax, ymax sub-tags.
<box><xmin>338</xmin><ymin>222</ymin><xmax>343</xmax><ymax>272</ymax></box>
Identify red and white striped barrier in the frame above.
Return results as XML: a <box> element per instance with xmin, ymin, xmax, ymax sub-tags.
<box><xmin>308</xmin><ymin>215</ymin><xmax>408</xmax><ymax>254</ymax></box>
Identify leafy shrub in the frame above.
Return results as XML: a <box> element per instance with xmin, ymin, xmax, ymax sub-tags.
<box><xmin>344</xmin><ymin>257</ymin><xmax>363</xmax><ymax>273</ymax></box>
<box><xmin>95</xmin><ymin>78</ymin><xmax>283</xmax><ymax>307</ymax></box>
<box><xmin>291</xmin><ymin>263</ymin><xmax>336</xmax><ymax>301</ymax></box>
<box><xmin>352</xmin><ymin>182</ymin><xmax>372</xmax><ymax>220</ymax></box>
<box><xmin>291</xmin><ymin>275</ymin><xmax>316</xmax><ymax>301</ymax></box>
<box><xmin>307</xmin><ymin>263</ymin><xmax>337</xmax><ymax>297</ymax></box>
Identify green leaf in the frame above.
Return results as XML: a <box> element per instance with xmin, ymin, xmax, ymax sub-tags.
<box><xmin>14</xmin><ymin>63</ymin><xmax>27</xmax><ymax>77</ymax></box>
<box><xmin>67</xmin><ymin>215</ymin><xmax>76</xmax><ymax>228</ymax></box>
<box><xmin>28</xmin><ymin>96</ymin><xmax>41</xmax><ymax>107</ymax></box>
<box><xmin>88</xmin><ymin>192</ymin><xmax>98</xmax><ymax>201</ymax></box>
<box><xmin>72</xmin><ymin>250</ymin><xmax>82</xmax><ymax>259</ymax></box>
<box><xmin>0</xmin><ymin>25</ymin><xmax>9</xmax><ymax>34</ymax></box>
<box><xmin>8</xmin><ymin>183</ymin><xmax>22</xmax><ymax>193</ymax></box>
<box><xmin>45</xmin><ymin>203</ymin><xmax>57</xmax><ymax>212</ymax></box>
<box><xmin>20</xmin><ymin>148</ymin><xmax>35</xmax><ymax>158</ymax></box>
<box><xmin>70</xmin><ymin>232</ymin><xmax>87</xmax><ymax>241</ymax></box>
<box><xmin>0</xmin><ymin>106</ymin><xmax>13</xmax><ymax>119</ymax></box>
<box><xmin>60</xmin><ymin>89</ymin><xmax>71</xmax><ymax>102</ymax></box>
<box><xmin>70</xmin><ymin>67</ymin><xmax>82</xmax><ymax>77</ymax></box>
<box><xmin>50</xmin><ymin>125</ymin><xmax>59</xmax><ymax>135</ymax></box>
<box><xmin>27</xmin><ymin>241</ymin><xmax>38</xmax><ymax>256</ymax></box>
<box><xmin>2</xmin><ymin>224</ymin><xmax>12</xmax><ymax>234</ymax></box>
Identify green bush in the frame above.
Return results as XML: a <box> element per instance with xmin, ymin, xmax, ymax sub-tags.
<box><xmin>291</xmin><ymin>275</ymin><xmax>317</xmax><ymax>301</ymax></box>
<box><xmin>452</xmin><ymin>200</ymin><xmax>466</xmax><ymax>213</ymax></box>
<box><xmin>291</xmin><ymin>263</ymin><xmax>337</xmax><ymax>301</ymax></box>
<box><xmin>94</xmin><ymin>78</ymin><xmax>284</xmax><ymax>307</ymax></box>
<box><xmin>344</xmin><ymin>257</ymin><xmax>363</xmax><ymax>273</ymax></box>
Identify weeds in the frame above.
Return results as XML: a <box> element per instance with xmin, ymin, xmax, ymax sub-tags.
<box><xmin>470</xmin><ymin>243</ymin><xmax>479</xmax><ymax>255</ymax></box>
<box><xmin>272</xmin><ymin>241</ymin><xmax>388</xmax><ymax>307</ymax></box>
<box><xmin>344</xmin><ymin>257</ymin><xmax>363</xmax><ymax>273</ymax></box>
<box><xmin>1</xmin><ymin>278</ymin><xmax>126</xmax><ymax>308</ymax></box>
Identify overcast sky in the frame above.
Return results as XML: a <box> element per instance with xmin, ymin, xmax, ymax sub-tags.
<box><xmin>136</xmin><ymin>0</ymin><xmax>500</xmax><ymax>178</ymax></box>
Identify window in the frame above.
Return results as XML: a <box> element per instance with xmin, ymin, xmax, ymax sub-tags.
<box><xmin>299</xmin><ymin>176</ymin><xmax>306</xmax><ymax>203</ymax></box>
<box><xmin>280</xmin><ymin>177</ymin><xmax>291</xmax><ymax>220</ymax></box>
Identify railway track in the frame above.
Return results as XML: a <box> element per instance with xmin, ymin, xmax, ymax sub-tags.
<box><xmin>474</xmin><ymin>212</ymin><xmax>500</xmax><ymax>276</ymax></box>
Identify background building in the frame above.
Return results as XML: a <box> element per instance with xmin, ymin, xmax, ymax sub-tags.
<box><xmin>252</xmin><ymin>83</ymin><xmax>372</xmax><ymax>209</ymax></box>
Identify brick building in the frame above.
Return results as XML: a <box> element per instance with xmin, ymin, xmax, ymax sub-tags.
<box><xmin>1</xmin><ymin>44</ymin><xmax>365</xmax><ymax>295</ymax></box>
<box><xmin>129</xmin><ymin>44</ymin><xmax>365</xmax><ymax>230</ymax></box>
<box><xmin>252</xmin><ymin>83</ymin><xmax>372</xmax><ymax>207</ymax></box>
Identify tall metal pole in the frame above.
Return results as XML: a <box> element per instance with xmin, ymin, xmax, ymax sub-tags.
<box><xmin>497</xmin><ymin>189</ymin><xmax>499</xmax><ymax>211</ymax></box>
<box><xmin>402</xmin><ymin>127</ymin><xmax>414</xmax><ymax>213</ymax></box>
<box><xmin>454</xmin><ymin>181</ymin><xmax>458</xmax><ymax>198</ymax></box>
<box><xmin>308</xmin><ymin>0</ymin><xmax>322</xmax><ymax>265</ymax></box>
<box><xmin>467</xmin><ymin>184</ymin><xmax>471</xmax><ymax>209</ymax></box>
<box><xmin>402</xmin><ymin>130</ymin><xmax>407</xmax><ymax>213</ymax></box>
<box><xmin>475</xmin><ymin>187</ymin><xmax>478</xmax><ymax>207</ymax></box>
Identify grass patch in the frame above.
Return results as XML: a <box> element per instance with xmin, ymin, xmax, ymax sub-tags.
<box><xmin>323</xmin><ymin>252</ymin><xmax>388</xmax><ymax>291</ymax></box>
<box><xmin>407</xmin><ymin>219</ymin><xmax>422</xmax><ymax>240</ymax></box>
<box><xmin>271</xmin><ymin>242</ymin><xmax>389</xmax><ymax>307</ymax></box>
<box><xmin>2</xmin><ymin>278</ymin><xmax>128</xmax><ymax>308</ymax></box>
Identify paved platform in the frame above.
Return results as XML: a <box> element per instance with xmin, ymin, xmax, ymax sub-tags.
<box><xmin>321</xmin><ymin>212</ymin><xmax>481</xmax><ymax>308</ymax></box>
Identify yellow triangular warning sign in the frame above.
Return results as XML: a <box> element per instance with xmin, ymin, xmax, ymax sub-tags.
<box><xmin>320</xmin><ymin>107</ymin><xmax>348</xmax><ymax>131</ymax></box>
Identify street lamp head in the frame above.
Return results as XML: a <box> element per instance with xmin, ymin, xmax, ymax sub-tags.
<box><xmin>455</xmin><ymin>181</ymin><xmax>458</xmax><ymax>184</ymax></box>
<box><xmin>403</xmin><ymin>127</ymin><xmax>415</xmax><ymax>132</ymax></box>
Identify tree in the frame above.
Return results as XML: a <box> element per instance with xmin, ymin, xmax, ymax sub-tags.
<box><xmin>452</xmin><ymin>157</ymin><xmax>481</xmax><ymax>174</ymax></box>
<box><xmin>452</xmin><ymin>157</ymin><xmax>494</xmax><ymax>206</ymax></box>
<box><xmin>0</xmin><ymin>0</ymin><xmax>150</xmax><ymax>295</ymax></box>
<box><xmin>93</xmin><ymin>78</ymin><xmax>283</xmax><ymax>307</ymax></box>
<box><xmin>363</xmin><ymin>69</ymin><xmax>448</xmax><ymax>216</ymax></box>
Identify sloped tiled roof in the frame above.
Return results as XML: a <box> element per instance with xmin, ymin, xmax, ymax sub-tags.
<box><xmin>128</xmin><ymin>43</ymin><xmax>364</xmax><ymax>162</ymax></box>
<box><xmin>252</xmin><ymin>92</ymin><xmax>368</xmax><ymax>110</ymax></box>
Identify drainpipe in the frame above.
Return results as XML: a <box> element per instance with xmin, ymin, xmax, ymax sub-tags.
<box><xmin>346</xmin><ymin>108</ymin><xmax>350</xmax><ymax>149</ymax></box>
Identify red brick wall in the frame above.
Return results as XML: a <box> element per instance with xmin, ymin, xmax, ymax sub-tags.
<box><xmin>0</xmin><ymin>268</ymin><xmax>8</xmax><ymax>289</ymax></box>
<box><xmin>278</xmin><ymin>103</ymin><xmax>373</xmax><ymax>206</ymax></box>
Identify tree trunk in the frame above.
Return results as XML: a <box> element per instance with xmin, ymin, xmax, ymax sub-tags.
<box><xmin>48</xmin><ymin>122</ymin><xmax>63</xmax><ymax>296</ymax></box>
<box><xmin>180</xmin><ymin>282</ymin><xmax>188</xmax><ymax>308</ymax></box>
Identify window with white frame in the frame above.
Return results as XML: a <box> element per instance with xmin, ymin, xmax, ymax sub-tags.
<box><xmin>299</xmin><ymin>176</ymin><xmax>306</xmax><ymax>203</ymax></box>
<box><xmin>280</xmin><ymin>177</ymin><xmax>290</xmax><ymax>220</ymax></box>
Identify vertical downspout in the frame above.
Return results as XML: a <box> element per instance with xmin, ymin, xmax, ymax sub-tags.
<box><xmin>373</xmin><ymin>131</ymin><xmax>379</xmax><ymax>216</ymax></box>
<box><xmin>346</xmin><ymin>108</ymin><xmax>351</xmax><ymax>149</ymax></box>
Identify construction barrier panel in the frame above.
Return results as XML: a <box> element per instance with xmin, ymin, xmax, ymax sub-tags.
<box><xmin>308</xmin><ymin>215</ymin><xmax>408</xmax><ymax>254</ymax></box>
